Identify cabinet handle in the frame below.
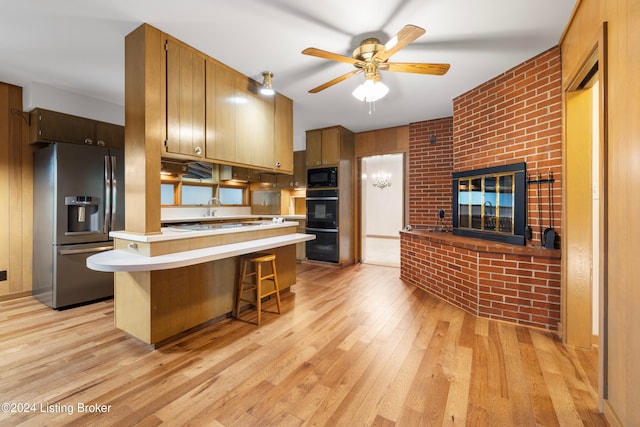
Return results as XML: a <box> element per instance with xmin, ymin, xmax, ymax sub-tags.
<box><xmin>97</xmin><ymin>140</ymin><xmax>106</xmax><ymax>147</ymax></box>
<box><xmin>194</xmin><ymin>146</ymin><xmax>202</xmax><ymax>156</ymax></box>
<box><xmin>84</xmin><ymin>138</ymin><xmax>94</xmax><ymax>145</ymax></box>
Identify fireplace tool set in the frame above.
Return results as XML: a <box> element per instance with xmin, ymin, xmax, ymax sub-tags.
<box><xmin>527</xmin><ymin>171</ymin><xmax>556</xmax><ymax>249</ymax></box>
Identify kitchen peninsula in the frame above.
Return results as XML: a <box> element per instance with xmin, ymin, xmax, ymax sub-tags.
<box><xmin>88</xmin><ymin>220</ymin><xmax>313</xmax><ymax>345</ymax></box>
<box><xmin>91</xmin><ymin>21</ymin><xmax>304</xmax><ymax>346</ymax></box>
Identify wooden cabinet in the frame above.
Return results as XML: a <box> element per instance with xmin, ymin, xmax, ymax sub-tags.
<box><xmin>274</xmin><ymin>93</ymin><xmax>293</xmax><ymax>173</ymax></box>
<box><xmin>276</xmin><ymin>173</ymin><xmax>294</xmax><ymax>188</ymax></box>
<box><xmin>293</xmin><ymin>150</ymin><xmax>306</xmax><ymax>188</ymax></box>
<box><xmin>206</xmin><ymin>59</ymin><xmax>236</xmax><ymax>163</ymax></box>
<box><xmin>235</xmin><ymin>77</ymin><xmax>274</xmax><ymax>170</ymax></box>
<box><xmin>205</xmin><ymin>62</ymin><xmax>292</xmax><ymax>173</ymax></box>
<box><xmin>305</xmin><ymin>126</ymin><xmax>353</xmax><ymax>167</ymax></box>
<box><xmin>143</xmin><ymin>25</ymin><xmax>293</xmax><ymax>172</ymax></box>
<box><xmin>219</xmin><ymin>165</ymin><xmax>259</xmax><ymax>182</ymax></box>
<box><xmin>304</xmin><ymin>125</ymin><xmax>354</xmax><ymax>266</ymax></box>
<box><xmin>254</xmin><ymin>173</ymin><xmax>294</xmax><ymax>188</ymax></box>
<box><xmin>96</xmin><ymin>122</ymin><xmax>124</xmax><ymax>148</ymax></box>
<box><xmin>165</xmin><ymin>38</ymin><xmax>205</xmax><ymax>158</ymax></box>
<box><xmin>30</xmin><ymin>108</ymin><xmax>123</xmax><ymax>148</ymax></box>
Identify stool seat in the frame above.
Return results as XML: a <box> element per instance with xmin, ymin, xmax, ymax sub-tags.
<box><xmin>235</xmin><ymin>253</ymin><xmax>281</xmax><ymax>325</ymax></box>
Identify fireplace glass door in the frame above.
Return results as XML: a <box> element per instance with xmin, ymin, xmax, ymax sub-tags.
<box><xmin>452</xmin><ymin>162</ymin><xmax>526</xmax><ymax>245</ymax></box>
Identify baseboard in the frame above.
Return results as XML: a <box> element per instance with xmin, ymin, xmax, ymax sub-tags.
<box><xmin>0</xmin><ymin>290</ymin><xmax>32</xmax><ymax>302</ymax></box>
<box><xmin>603</xmin><ymin>400</ymin><xmax>624</xmax><ymax>427</ymax></box>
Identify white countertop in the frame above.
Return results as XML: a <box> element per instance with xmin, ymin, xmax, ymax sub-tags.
<box><xmin>110</xmin><ymin>220</ymin><xmax>300</xmax><ymax>243</ymax></box>
<box><xmin>160</xmin><ymin>214</ymin><xmax>306</xmax><ymax>223</ymax></box>
<box><xmin>87</xmin><ymin>233</ymin><xmax>315</xmax><ymax>272</ymax></box>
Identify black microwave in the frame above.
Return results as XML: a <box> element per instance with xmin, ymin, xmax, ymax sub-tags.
<box><xmin>307</xmin><ymin>167</ymin><xmax>338</xmax><ymax>188</ymax></box>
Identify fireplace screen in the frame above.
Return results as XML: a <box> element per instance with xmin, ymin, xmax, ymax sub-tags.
<box><xmin>453</xmin><ymin>162</ymin><xmax>527</xmax><ymax>245</ymax></box>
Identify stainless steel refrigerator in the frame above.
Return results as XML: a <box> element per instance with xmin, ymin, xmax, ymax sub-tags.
<box><xmin>33</xmin><ymin>142</ymin><xmax>124</xmax><ymax>309</ymax></box>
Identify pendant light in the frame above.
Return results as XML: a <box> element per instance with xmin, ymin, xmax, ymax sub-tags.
<box><xmin>259</xmin><ymin>71</ymin><xmax>275</xmax><ymax>96</ymax></box>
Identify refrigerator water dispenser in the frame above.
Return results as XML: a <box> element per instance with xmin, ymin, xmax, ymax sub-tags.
<box><xmin>65</xmin><ymin>196</ymin><xmax>99</xmax><ymax>234</ymax></box>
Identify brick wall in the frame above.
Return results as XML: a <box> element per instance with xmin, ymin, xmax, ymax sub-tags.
<box><xmin>401</xmin><ymin>46</ymin><xmax>563</xmax><ymax>330</ymax></box>
<box><xmin>408</xmin><ymin>117</ymin><xmax>453</xmax><ymax>230</ymax></box>
<box><xmin>401</xmin><ymin>232</ymin><xmax>561</xmax><ymax>329</ymax></box>
<box><xmin>453</xmin><ymin>46</ymin><xmax>563</xmax><ymax>246</ymax></box>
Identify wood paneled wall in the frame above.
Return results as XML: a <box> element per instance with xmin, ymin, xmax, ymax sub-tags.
<box><xmin>354</xmin><ymin>125</ymin><xmax>409</xmax><ymax>158</ymax></box>
<box><xmin>354</xmin><ymin>125</ymin><xmax>409</xmax><ymax>260</ymax></box>
<box><xmin>0</xmin><ymin>83</ymin><xmax>33</xmax><ymax>300</ymax></box>
<box><xmin>561</xmin><ymin>0</ymin><xmax>640</xmax><ymax>425</ymax></box>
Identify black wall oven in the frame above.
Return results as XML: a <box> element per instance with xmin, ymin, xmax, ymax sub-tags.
<box><xmin>305</xmin><ymin>189</ymin><xmax>339</xmax><ymax>263</ymax></box>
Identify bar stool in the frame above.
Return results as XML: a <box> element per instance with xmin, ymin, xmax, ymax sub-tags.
<box><xmin>236</xmin><ymin>253</ymin><xmax>281</xmax><ymax>325</ymax></box>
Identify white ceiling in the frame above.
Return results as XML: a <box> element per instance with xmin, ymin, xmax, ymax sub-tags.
<box><xmin>0</xmin><ymin>0</ymin><xmax>576</xmax><ymax>149</ymax></box>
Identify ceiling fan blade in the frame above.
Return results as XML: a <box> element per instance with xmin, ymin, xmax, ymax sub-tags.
<box><xmin>309</xmin><ymin>69</ymin><xmax>362</xmax><ymax>93</ymax></box>
<box><xmin>382</xmin><ymin>62</ymin><xmax>450</xmax><ymax>75</ymax></box>
<box><xmin>373</xmin><ymin>24</ymin><xmax>426</xmax><ymax>62</ymax></box>
<box><xmin>302</xmin><ymin>47</ymin><xmax>359</xmax><ymax>65</ymax></box>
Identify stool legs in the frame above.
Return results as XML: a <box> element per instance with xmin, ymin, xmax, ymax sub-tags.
<box><xmin>270</xmin><ymin>258</ymin><xmax>282</xmax><ymax>316</ymax></box>
<box><xmin>236</xmin><ymin>254</ymin><xmax>281</xmax><ymax>325</ymax></box>
<box><xmin>256</xmin><ymin>260</ymin><xmax>263</xmax><ymax>325</ymax></box>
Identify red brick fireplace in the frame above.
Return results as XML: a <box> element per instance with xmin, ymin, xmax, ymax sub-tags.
<box><xmin>401</xmin><ymin>46</ymin><xmax>562</xmax><ymax>330</ymax></box>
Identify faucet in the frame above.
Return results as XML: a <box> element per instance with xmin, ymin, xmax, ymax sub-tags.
<box><xmin>206</xmin><ymin>197</ymin><xmax>220</xmax><ymax>217</ymax></box>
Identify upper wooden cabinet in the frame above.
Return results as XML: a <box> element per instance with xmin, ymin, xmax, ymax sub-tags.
<box><xmin>30</xmin><ymin>108</ymin><xmax>124</xmax><ymax>148</ymax></box>
<box><xmin>165</xmin><ymin>38</ymin><xmax>205</xmax><ymax>158</ymax></box>
<box><xmin>235</xmin><ymin>77</ymin><xmax>275</xmax><ymax>170</ymax></box>
<box><xmin>305</xmin><ymin>126</ymin><xmax>354</xmax><ymax>167</ymax></box>
<box><xmin>205</xmin><ymin>59</ymin><xmax>236</xmax><ymax>163</ymax></box>
<box><xmin>129</xmin><ymin>24</ymin><xmax>293</xmax><ymax>175</ymax></box>
<box><xmin>274</xmin><ymin>93</ymin><xmax>294</xmax><ymax>173</ymax></box>
<box><xmin>159</xmin><ymin>30</ymin><xmax>293</xmax><ymax>171</ymax></box>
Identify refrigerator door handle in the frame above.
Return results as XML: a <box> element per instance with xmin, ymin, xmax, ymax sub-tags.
<box><xmin>104</xmin><ymin>155</ymin><xmax>111</xmax><ymax>234</ymax></box>
<box><xmin>110</xmin><ymin>155</ymin><xmax>117</xmax><ymax>231</ymax></box>
<box><xmin>59</xmin><ymin>245</ymin><xmax>114</xmax><ymax>255</ymax></box>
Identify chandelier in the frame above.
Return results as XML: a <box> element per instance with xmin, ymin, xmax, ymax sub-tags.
<box><xmin>371</xmin><ymin>168</ymin><xmax>392</xmax><ymax>189</ymax></box>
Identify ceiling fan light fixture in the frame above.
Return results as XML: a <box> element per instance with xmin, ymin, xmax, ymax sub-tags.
<box><xmin>259</xmin><ymin>71</ymin><xmax>275</xmax><ymax>96</ymax></box>
<box><xmin>352</xmin><ymin>78</ymin><xmax>389</xmax><ymax>102</ymax></box>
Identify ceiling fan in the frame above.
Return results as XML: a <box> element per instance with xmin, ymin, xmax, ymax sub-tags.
<box><xmin>302</xmin><ymin>24</ymin><xmax>450</xmax><ymax>99</ymax></box>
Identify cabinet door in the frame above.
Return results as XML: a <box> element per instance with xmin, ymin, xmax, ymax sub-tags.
<box><xmin>254</xmin><ymin>88</ymin><xmax>275</xmax><ymax>169</ymax></box>
<box><xmin>293</xmin><ymin>150</ymin><xmax>306</xmax><ymax>187</ymax></box>
<box><xmin>305</xmin><ymin>130</ymin><xmax>322</xmax><ymax>167</ymax></box>
<box><xmin>208</xmin><ymin>62</ymin><xmax>237</xmax><ymax>163</ymax></box>
<box><xmin>31</xmin><ymin>109</ymin><xmax>95</xmax><ymax>145</ymax></box>
<box><xmin>274</xmin><ymin>93</ymin><xmax>293</xmax><ymax>173</ymax></box>
<box><xmin>165</xmin><ymin>38</ymin><xmax>205</xmax><ymax>158</ymax></box>
<box><xmin>321</xmin><ymin>127</ymin><xmax>340</xmax><ymax>165</ymax></box>
<box><xmin>276</xmin><ymin>173</ymin><xmax>294</xmax><ymax>188</ymax></box>
<box><xmin>235</xmin><ymin>77</ymin><xmax>274</xmax><ymax>169</ymax></box>
<box><xmin>96</xmin><ymin>122</ymin><xmax>124</xmax><ymax>149</ymax></box>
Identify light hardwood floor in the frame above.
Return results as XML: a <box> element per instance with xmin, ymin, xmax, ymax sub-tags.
<box><xmin>0</xmin><ymin>263</ymin><xmax>607</xmax><ymax>426</ymax></box>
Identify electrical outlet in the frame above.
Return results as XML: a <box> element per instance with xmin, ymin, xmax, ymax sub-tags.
<box><xmin>0</xmin><ymin>270</ymin><xmax>7</xmax><ymax>281</ymax></box>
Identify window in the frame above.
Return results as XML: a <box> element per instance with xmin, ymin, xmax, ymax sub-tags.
<box><xmin>161</xmin><ymin>183</ymin><xmax>177</xmax><ymax>205</ymax></box>
<box><xmin>182</xmin><ymin>185</ymin><xmax>214</xmax><ymax>205</ymax></box>
<box><xmin>452</xmin><ymin>162</ymin><xmax>527</xmax><ymax>245</ymax></box>
<box><xmin>219</xmin><ymin>185</ymin><xmax>247</xmax><ymax>206</ymax></box>
<box><xmin>160</xmin><ymin>178</ymin><xmax>216</xmax><ymax>206</ymax></box>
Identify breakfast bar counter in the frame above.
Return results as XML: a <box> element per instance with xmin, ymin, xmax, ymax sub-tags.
<box><xmin>88</xmin><ymin>233</ymin><xmax>313</xmax><ymax>272</ymax></box>
<box><xmin>87</xmin><ymin>221</ymin><xmax>313</xmax><ymax>346</ymax></box>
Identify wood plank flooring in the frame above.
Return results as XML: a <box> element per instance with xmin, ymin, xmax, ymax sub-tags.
<box><xmin>0</xmin><ymin>263</ymin><xmax>607</xmax><ymax>426</ymax></box>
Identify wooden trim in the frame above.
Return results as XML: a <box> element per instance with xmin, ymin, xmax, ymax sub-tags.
<box><xmin>0</xmin><ymin>291</ymin><xmax>31</xmax><ymax>301</ymax></box>
<box><xmin>124</xmin><ymin>24</ymin><xmax>164</xmax><ymax>235</ymax></box>
<box><xmin>0</xmin><ymin>83</ymin><xmax>33</xmax><ymax>299</ymax></box>
<box><xmin>603</xmin><ymin>400</ymin><xmax>624</xmax><ymax>427</ymax></box>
